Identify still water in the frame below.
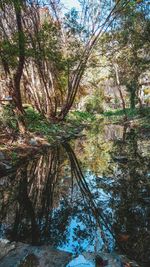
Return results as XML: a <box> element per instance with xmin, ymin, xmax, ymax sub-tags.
<box><xmin>0</xmin><ymin>122</ymin><xmax>150</xmax><ymax>266</ymax></box>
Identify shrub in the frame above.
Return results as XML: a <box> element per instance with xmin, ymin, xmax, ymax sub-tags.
<box><xmin>0</xmin><ymin>104</ymin><xmax>17</xmax><ymax>130</ymax></box>
<box><xmin>84</xmin><ymin>91</ymin><xmax>104</xmax><ymax>114</ymax></box>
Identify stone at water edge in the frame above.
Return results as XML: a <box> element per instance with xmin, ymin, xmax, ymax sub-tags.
<box><xmin>0</xmin><ymin>239</ymin><xmax>16</xmax><ymax>260</ymax></box>
<box><xmin>66</xmin><ymin>253</ymin><xmax>122</xmax><ymax>267</ymax></box>
<box><xmin>0</xmin><ymin>239</ymin><xmax>72</xmax><ymax>267</ymax></box>
<box><xmin>0</xmin><ymin>152</ymin><xmax>5</xmax><ymax>160</ymax></box>
<box><xmin>83</xmin><ymin>252</ymin><xmax>122</xmax><ymax>267</ymax></box>
<box><xmin>83</xmin><ymin>252</ymin><xmax>140</xmax><ymax>267</ymax></box>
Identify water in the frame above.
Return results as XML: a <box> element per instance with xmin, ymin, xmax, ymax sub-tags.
<box><xmin>0</xmin><ymin>122</ymin><xmax>150</xmax><ymax>266</ymax></box>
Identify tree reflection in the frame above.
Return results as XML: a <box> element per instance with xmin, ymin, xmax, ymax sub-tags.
<box><xmin>0</xmin><ymin>142</ymin><xmax>116</xmax><ymax>254</ymax></box>
<box><xmin>0</xmin><ymin>146</ymin><xmax>71</xmax><ymax>246</ymax></box>
<box><xmin>111</xmin><ymin>129</ymin><xmax>150</xmax><ymax>265</ymax></box>
<box><xmin>93</xmin><ymin>128</ymin><xmax>150</xmax><ymax>266</ymax></box>
<box><xmin>0</xmin><ymin>129</ymin><xmax>150</xmax><ymax>266</ymax></box>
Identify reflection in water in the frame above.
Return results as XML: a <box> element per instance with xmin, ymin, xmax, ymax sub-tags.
<box><xmin>111</xmin><ymin>129</ymin><xmax>150</xmax><ymax>265</ymax></box>
<box><xmin>0</xmin><ymin>123</ymin><xmax>150</xmax><ymax>266</ymax></box>
<box><xmin>0</xmin><ymin>146</ymin><xmax>73</xmax><ymax>247</ymax></box>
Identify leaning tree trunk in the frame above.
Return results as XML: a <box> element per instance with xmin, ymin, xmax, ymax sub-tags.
<box><xmin>54</xmin><ymin>0</ymin><xmax>125</xmax><ymax>122</ymax></box>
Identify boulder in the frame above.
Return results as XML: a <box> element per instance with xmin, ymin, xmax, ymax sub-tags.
<box><xmin>0</xmin><ymin>239</ymin><xmax>72</xmax><ymax>267</ymax></box>
<box><xmin>0</xmin><ymin>239</ymin><xmax>15</xmax><ymax>260</ymax></box>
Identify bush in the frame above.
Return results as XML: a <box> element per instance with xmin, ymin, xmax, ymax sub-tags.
<box><xmin>68</xmin><ymin>110</ymin><xmax>96</xmax><ymax>123</ymax></box>
<box><xmin>0</xmin><ymin>104</ymin><xmax>17</xmax><ymax>130</ymax></box>
<box><xmin>25</xmin><ymin>107</ymin><xmax>50</xmax><ymax>134</ymax></box>
<box><xmin>84</xmin><ymin>92</ymin><xmax>104</xmax><ymax>114</ymax></box>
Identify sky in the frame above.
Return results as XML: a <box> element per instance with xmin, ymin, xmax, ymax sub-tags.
<box><xmin>61</xmin><ymin>0</ymin><xmax>81</xmax><ymax>11</ymax></box>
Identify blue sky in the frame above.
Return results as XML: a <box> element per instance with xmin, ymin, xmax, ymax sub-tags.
<box><xmin>61</xmin><ymin>0</ymin><xmax>80</xmax><ymax>11</ymax></box>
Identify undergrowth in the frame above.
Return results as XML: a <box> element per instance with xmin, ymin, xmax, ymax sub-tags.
<box><xmin>104</xmin><ymin>107</ymin><xmax>150</xmax><ymax>118</ymax></box>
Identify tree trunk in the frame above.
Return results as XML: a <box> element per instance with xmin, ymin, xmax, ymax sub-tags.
<box><xmin>13</xmin><ymin>0</ymin><xmax>26</xmax><ymax>133</ymax></box>
<box><xmin>114</xmin><ymin>63</ymin><xmax>127</xmax><ymax>119</ymax></box>
<box><xmin>126</xmin><ymin>81</ymin><xmax>137</xmax><ymax>110</ymax></box>
<box><xmin>130</xmin><ymin>90</ymin><xmax>136</xmax><ymax>110</ymax></box>
<box><xmin>137</xmin><ymin>88</ymin><xmax>143</xmax><ymax>110</ymax></box>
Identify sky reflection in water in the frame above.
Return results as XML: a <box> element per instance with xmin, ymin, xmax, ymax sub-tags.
<box><xmin>0</xmin><ymin>123</ymin><xmax>150</xmax><ymax>265</ymax></box>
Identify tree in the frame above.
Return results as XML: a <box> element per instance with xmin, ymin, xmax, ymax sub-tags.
<box><xmin>22</xmin><ymin>0</ymin><xmax>134</xmax><ymax>122</ymax></box>
<box><xmin>0</xmin><ymin>0</ymin><xmax>26</xmax><ymax>133</ymax></box>
<box><xmin>56</xmin><ymin>0</ymin><xmax>131</xmax><ymax>121</ymax></box>
<box><xmin>1</xmin><ymin>0</ymin><xmax>143</xmax><ymax>126</ymax></box>
<box><xmin>102</xmin><ymin>0</ymin><xmax>150</xmax><ymax>110</ymax></box>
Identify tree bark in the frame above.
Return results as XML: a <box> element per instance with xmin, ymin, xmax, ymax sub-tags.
<box><xmin>13</xmin><ymin>0</ymin><xmax>26</xmax><ymax>133</ymax></box>
<box><xmin>114</xmin><ymin>63</ymin><xmax>127</xmax><ymax>118</ymax></box>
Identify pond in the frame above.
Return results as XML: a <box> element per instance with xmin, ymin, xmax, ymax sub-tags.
<box><xmin>0</xmin><ymin>121</ymin><xmax>150</xmax><ymax>266</ymax></box>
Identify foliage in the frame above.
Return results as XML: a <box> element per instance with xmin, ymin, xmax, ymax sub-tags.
<box><xmin>0</xmin><ymin>0</ymin><xmax>149</xmax><ymax>129</ymax></box>
<box><xmin>104</xmin><ymin>107</ymin><xmax>150</xmax><ymax>118</ymax></box>
<box><xmin>100</xmin><ymin>0</ymin><xmax>150</xmax><ymax>110</ymax></box>
<box><xmin>68</xmin><ymin>110</ymin><xmax>96</xmax><ymax>124</ymax></box>
<box><xmin>84</xmin><ymin>91</ymin><xmax>104</xmax><ymax>114</ymax></box>
<box><xmin>25</xmin><ymin>107</ymin><xmax>61</xmax><ymax>135</ymax></box>
<box><xmin>0</xmin><ymin>105</ymin><xmax>17</xmax><ymax>130</ymax></box>
<box><xmin>11</xmin><ymin>151</ymin><xmax>18</xmax><ymax>163</ymax></box>
<box><xmin>25</xmin><ymin>107</ymin><xmax>91</xmax><ymax>139</ymax></box>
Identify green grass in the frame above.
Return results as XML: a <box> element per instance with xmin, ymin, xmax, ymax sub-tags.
<box><xmin>1</xmin><ymin>105</ymin><xmax>149</xmax><ymax>142</ymax></box>
<box><xmin>0</xmin><ymin>106</ymin><xmax>93</xmax><ymax>140</ymax></box>
<box><xmin>0</xmin><ymin>104</ymin><xmax>17</xmax><ymax>130</ymax></box>
<box><xmin>25</xmin><ymin>107</ymin><xmax>50</xmax><ymax>134</ymax></box>
<box><xmin>67</xmin><ymin>110</ymin><xmax>96</xmax><ymax>124</ymax></box>
<box><xmin>25</xmin><ymin>107</ymin><xmax>64</xmax><ymax>136</ymax></box>
<box><xmin>104</xmin><ymin>107</ymin><xmax>150</xmax><ymax>118</ymax></box>
<box><xmin>25</xmin><ymin>108</ymin><xmax>91</xmax><ymax>139</ymax></box>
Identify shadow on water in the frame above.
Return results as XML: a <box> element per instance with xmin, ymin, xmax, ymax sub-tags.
<box><xmin>0</xmin><ymin>122</ymin><xmax>150</xmax><ymax>266</ymax></box>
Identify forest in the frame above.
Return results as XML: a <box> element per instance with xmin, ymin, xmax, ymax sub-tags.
<box><xmin>0</xmin><ymin>0</ymin><xmax>149</xmax><ymax>134</ymax></box>
<box><xmin>0</xmin><ymin>1</ymin><xmax>150</xmax><ymax>267</ymax></box>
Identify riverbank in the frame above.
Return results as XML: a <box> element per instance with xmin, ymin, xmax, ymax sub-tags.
<box><xmin>103</xmin><ymin>107</ymin><xmax>150</xmax><ymax>130</ymax></box>
<box><xmin>0</xmin><ymin>239</ymin><xmax>72</xmax><ymax>267</ymax></box>
<box><xmin>0</xmin><ymin>239</ymin><xmax>140</xmax><ymax>267</ymax></box>
<box><xmin>0</xmin><ymin>107</ymin><xmax>87</xmax><ymax>176</ymax></box>
<box><xmin>0</xmin><ymin>107</ymin><xmax>149</xmax><ymax>176</ymax></box>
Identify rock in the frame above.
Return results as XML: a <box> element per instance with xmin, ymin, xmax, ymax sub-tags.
<box><xmin>83</xmin><ymin>252</ymin><xmax>122</xmax><ymax>267</ymax></box>
<box><xmin>0</xmin><ymin>239</ymin><xmax>72</xmax><ymax>267</ymax></box>
<box><xmin>19</xmin><ymin>253</ymin><xmax>39</xmax><ymax>267</ymax></box>
<box><xmin>35</xmin><ymin>247</ymin><xmax>72</xmax><ymax>267</ymax></box>
<box><xmin>0</xmin><ymin>239</ymin><xmax>16</xmax><ymax>260</ymax></box>
<box><xmin>0</xmin><ymin>152</ymin><xmax>5</xmax><ymax>160</ymax></box>
<box><xmin>29</xmin><ymin>138</ymin><xmax>38</xmax><ymax>146</ymax></box>
<box><xmin>0</xmin><ymin>241</ymin><xmax>140</xmax><ymax>267</ymax></box>
<box><xmin>82</xmin><ymin>252</ymin><xmax>140</xmax><ymax>267</ymax></box>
